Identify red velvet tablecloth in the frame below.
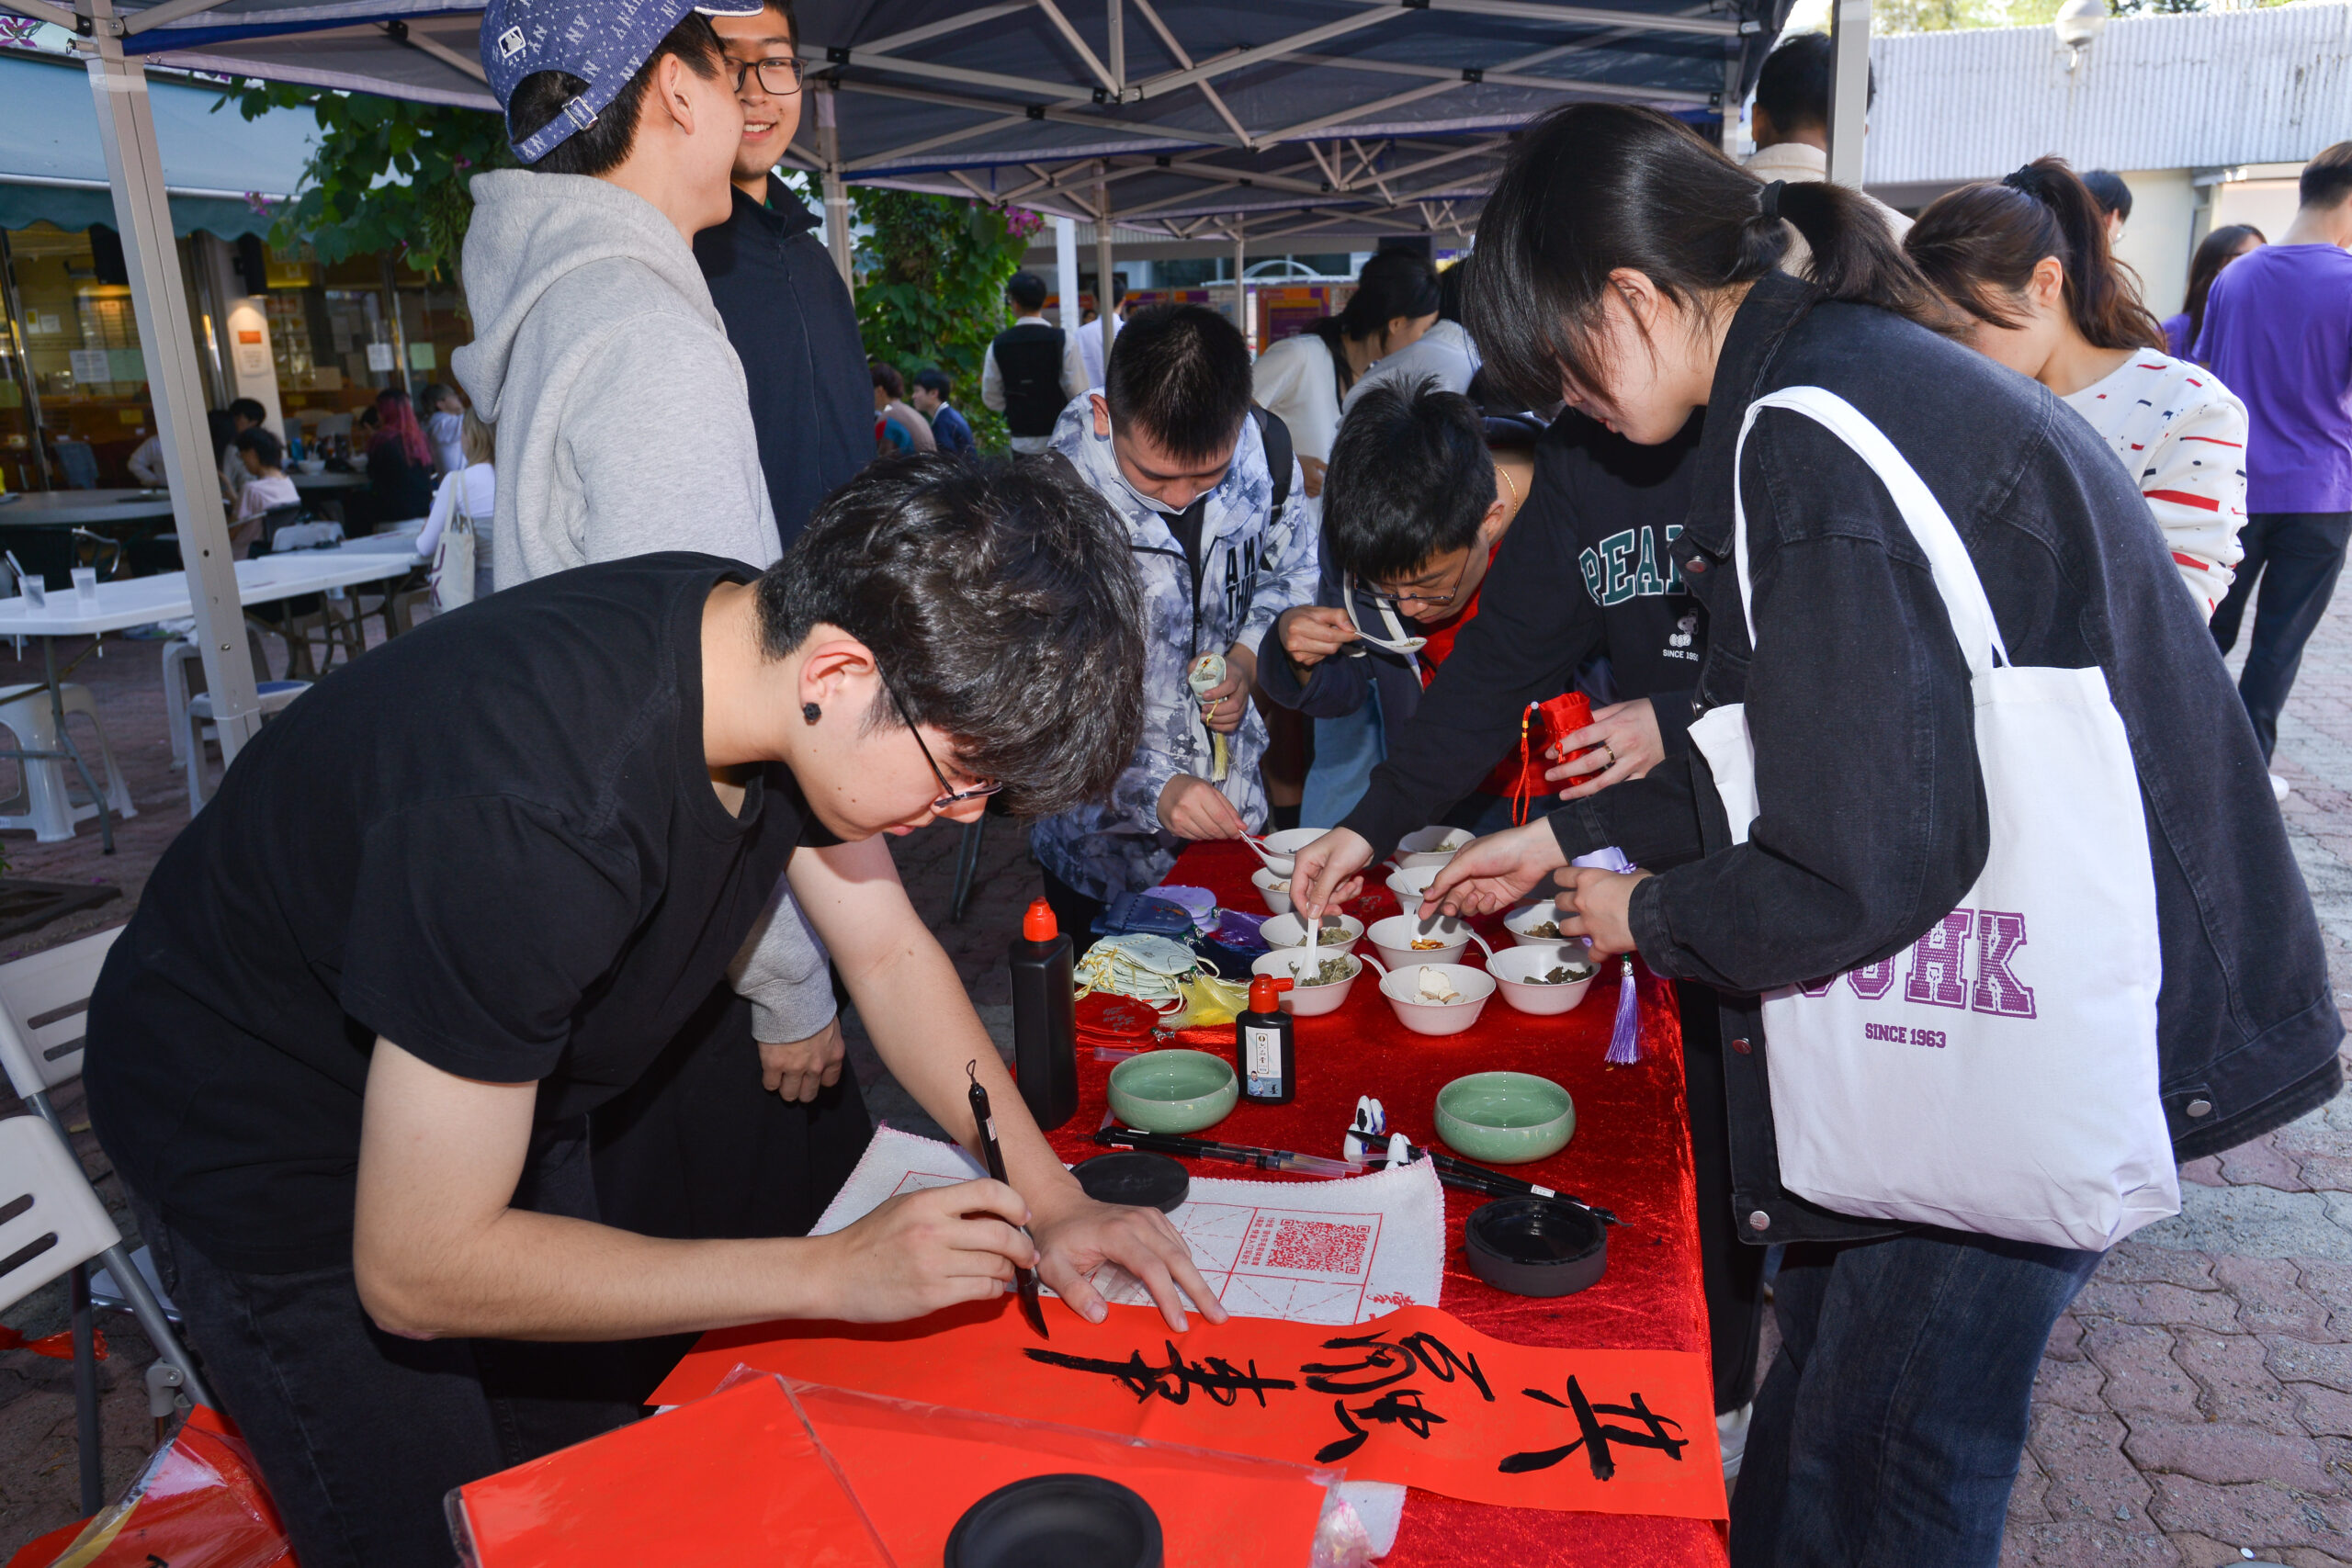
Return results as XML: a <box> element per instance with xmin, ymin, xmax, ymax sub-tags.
<box><xmin>1044</xmin><ymin>840</ymin><xmax>1726</xmax><ymax>1568</ymax></box>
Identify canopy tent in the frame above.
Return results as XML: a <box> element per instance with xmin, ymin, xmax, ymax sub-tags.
<box><xmin>0</xmin><ymin>49</ymin><xmax>314</xmax><ymax>234</ymax></box>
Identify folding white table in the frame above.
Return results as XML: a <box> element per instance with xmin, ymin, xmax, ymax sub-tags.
<box><xmin>0</xmin><ymin>547</ymin><xmax>424</xmax><ymax>852</ymax></box>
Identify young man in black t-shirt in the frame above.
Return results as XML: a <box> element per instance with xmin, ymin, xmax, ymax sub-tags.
<box><xmin>85</xmin><ymin>456</ymin><xmax>1221</xmax><ymax>1568</ymax></box>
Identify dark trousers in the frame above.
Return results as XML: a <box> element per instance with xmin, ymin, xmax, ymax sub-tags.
<box><xmin>2210</xmin><ymin>510</ymin><xmax>2352</xmax><ymax>761</ymax></box>
<box><xmin>1730</xmin><ymin>1228</ymin><xmax>2100</xmax><ymax>1567</ymax></box>
<box><xmin>1042</xmin><ymin>867</ymin><xmax>1109</xmax><ymax>948</ymax></box>
<box><xmin>130</xmin><ymin>1128</ymin><xmax>641</xmax><ymax>1568</ymax></box>
<box><xmin>1679</xmin><ymin>982</ymin><xmax>1768</xmax><ymax>1414</ymax></box>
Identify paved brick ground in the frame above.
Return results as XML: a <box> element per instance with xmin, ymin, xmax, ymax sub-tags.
<box><xmin>5</xmin><ymin>584</ymin><xmax>2352</xmax><ymax>1562</ymax></box>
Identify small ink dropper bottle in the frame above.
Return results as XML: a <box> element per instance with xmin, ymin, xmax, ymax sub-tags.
<box><xmin>1237</xmin><ymin>975</ymin><xmax>1295</xmax><ymax>1105</ymax></box>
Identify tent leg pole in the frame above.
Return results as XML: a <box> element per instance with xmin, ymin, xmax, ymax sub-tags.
<box><xmin>84</xmin><ymin>0</ymin><xmax>260</xmax><ymax>764</ymax></box>
<box><xmin>1826</xmin><ymin>0</ymin><xmax>1872</xmax><ymax>188</ymax></box>
<box><xmin>1094</xmin><ymin>175</ymin><xmax>1114</xmax><ymax>379</ymax></box>
<box><xmin>818</xmin><ymin>87</ymin><xmax>853</xmax><ymax>288</ymax></box>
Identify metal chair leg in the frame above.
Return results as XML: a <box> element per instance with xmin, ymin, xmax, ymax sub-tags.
<box><xmin>950</xmin><ymin>813</ymin><xmax>988</xmax><ymax>924</ymax></box>
<box><xmin>71</xmin><ymin>1262</ymin><xmax>101</xmax><ymax>1517</ymax></box>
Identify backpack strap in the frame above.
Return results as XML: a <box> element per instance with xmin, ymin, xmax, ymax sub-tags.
<box><xmin>1252</xmin><ymin>405</ymin><xmax>1294</xmax><ymax>517</ymax></box>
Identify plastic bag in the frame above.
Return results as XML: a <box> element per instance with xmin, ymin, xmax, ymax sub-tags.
<box><xmin>9</xmin><ymin>1404</ymin><xmax>296</xmax><ymax>1568</ymax></box>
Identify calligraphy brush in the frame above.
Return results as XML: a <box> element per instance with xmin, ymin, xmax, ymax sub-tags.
<box><xmin>969</xmin><ymin>1062</ymin><xmax>1048</xmax><ymax>1339</ymax></box>
<box><xmin>1374</xmin><ymin>1143</ymin><xmax>1621</xmax><ymax>1225</ymax></box>
<box><xmin>1093</xmin><ymin>1116</ymin><xmax>1366</xmax><ymax>1178</ymax></box>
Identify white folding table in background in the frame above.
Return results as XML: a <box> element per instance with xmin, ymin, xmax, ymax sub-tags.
<box><xmin>0</xmin><ymin>547</ymin><xmax>425</xmax><ymax>852</ymax></box>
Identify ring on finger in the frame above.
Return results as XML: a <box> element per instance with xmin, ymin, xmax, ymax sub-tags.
<box><xmin>1602</xmin><ymin>743</ymin><xmax>1617</xmax><ymax>766</ymax></box>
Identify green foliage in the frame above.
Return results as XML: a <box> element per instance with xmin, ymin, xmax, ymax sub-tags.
<box><xmin>217</xmin><ymin>81</ymin><xmax>513</xmax><ymax>286</ymax></box>
<box><xmin>853</xmin><ymin>189</ymin><xmax>1039</xmax><ymax>455</ymax></box>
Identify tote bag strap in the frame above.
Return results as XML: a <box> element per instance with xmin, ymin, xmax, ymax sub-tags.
<box><xmin>1730</xmin><ymin>387</ymin><xmax>2008</xmax><ymax>676</ymax></box>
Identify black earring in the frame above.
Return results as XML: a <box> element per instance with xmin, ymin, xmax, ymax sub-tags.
<box><xmin>801</xmin><ymin>702</ymin><xmax>822</xmax><ymax>725</ymax></box>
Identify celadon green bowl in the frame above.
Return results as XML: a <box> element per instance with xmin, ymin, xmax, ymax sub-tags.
<box><xmin>1434</xmin><ymin>1071</ymin><xmax>1576</xmax><ymax>1165</ymax></box>
<box><xmin>1107</xmin><ymin>1049</ymin><xmax>1239</xmax><ymax>1134</ymax></box>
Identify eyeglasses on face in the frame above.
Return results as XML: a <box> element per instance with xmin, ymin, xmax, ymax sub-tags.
<box><xmin>886</xmin><ymin>682</ymin><xmax>1003</xmax><ymax>812</ymax></box>
<box><xmin>729</xmin><ymin>56</ymin><xmax>806</xmax><ymax>96</ymax></box>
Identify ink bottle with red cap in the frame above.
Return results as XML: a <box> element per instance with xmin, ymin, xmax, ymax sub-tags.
<box><xmin>1237</xmin><ymin>976</ymin><xmax>1296</xmax><ymax>1105</ymax></box>
<box><xmin>1009</xmin><ymin>897</ymin><xmax>1078</xmax><ymax>1130</ymax></box>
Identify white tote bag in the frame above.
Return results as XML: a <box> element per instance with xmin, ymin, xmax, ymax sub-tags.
<box><xmin>1685</xmin><ymin>387</ymin><xmax>2177</xmax><ymax>1252</ymax></box>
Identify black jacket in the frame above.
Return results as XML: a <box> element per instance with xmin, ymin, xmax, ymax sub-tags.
<box><xmin>1549</xmin><ymin>273</ymin><xmax>2341</xmax><ymax>1245</ymax></box>
<box><xmin>1299</xmin><ymin>412</ymin><xmax>1705</xmax><ymax>846</ymax></box>
<box><xmin>695</xmin><ymin>176</ymin><xmax>870</xmax><ymax>548</ymax></box>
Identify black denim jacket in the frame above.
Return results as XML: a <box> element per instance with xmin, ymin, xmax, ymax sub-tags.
<box><xmin>1551</xmin><ymin>275</ymin><xmax>2343</xmax><ymax>1247</ymax></box>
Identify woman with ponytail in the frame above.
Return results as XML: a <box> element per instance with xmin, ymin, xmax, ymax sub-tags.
<box><xmin>1287</xmin><ymin>102</ymin><xmax>2336</xmax><ymax>1565</ymax></box>
<box><xmin>2168</xmin><ymin>222</ymin><xmax>2265</xmax><ymax>360</ymax></box>
<box><xmin>1908</xmin><ymin>158</ymin><xmax>2251</xmax><ymax>617</ymax></box>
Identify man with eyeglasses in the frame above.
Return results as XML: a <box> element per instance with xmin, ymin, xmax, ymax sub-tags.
<box><xmin>84</xmin><ymin>457</ymin><xmax>1222</xmax><ymax>1568</ymax></box>
<box><xmin>695</xmin><ymin>0</ymin><xmax>872</xmax><ymax>548</ymax></box>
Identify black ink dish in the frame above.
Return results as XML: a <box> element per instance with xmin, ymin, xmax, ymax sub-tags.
<box><xmin>1464</xmin><ymin>1196</ymin><xmax>1609</xmax><ymax>1298</ymax></box>
<box><xmin>1074</xmin><ymin>1150</ymin><xmax>1191</xmax><ymax>1213</ymax></box>
<box><xmin>945</xmin><ymin>1473</ymin><xmax>1164</xmax><ymax>1568</ymax></box>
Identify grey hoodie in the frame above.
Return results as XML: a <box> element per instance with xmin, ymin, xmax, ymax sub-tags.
<box><xmin>454</xmin><ymin>170</ymin><xmax>783</xmax><ymax>586</ymax></box>
<box><xmin>452</xmin><ymin>170</ymin><xmax>826</xmax><ymax>1046</ymax></box>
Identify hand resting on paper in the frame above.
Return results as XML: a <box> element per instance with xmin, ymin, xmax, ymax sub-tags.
<box><xmin>1024</xmin><ymin>1185</ymin><xmax>1227</xmax><ymax>1332</ymax></box>
<box><xmin>759</xmin><ymin>1017</ymin><xmax>845</xmax><ymax>1103</ymax></box>
<box><xmin>1551</xmin><ymin>866</ymin><xmax>1652</xmax><ymax>956</ymax></box>
<box><xmin>1422</xmin><ymin>819</ymin><xmax>1570</xmax><ymax>919</ymax></box>
<box><xmin>1546</xmin><ymin>697</ymin><xmax>1663</xmax><ymax>800</ymax></box>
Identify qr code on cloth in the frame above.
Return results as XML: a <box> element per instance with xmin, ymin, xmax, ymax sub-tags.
<box><xmin>1261</xmin><ymin>1218</ymin><xmax>1371</xmax><ymax>1275</ymax></box>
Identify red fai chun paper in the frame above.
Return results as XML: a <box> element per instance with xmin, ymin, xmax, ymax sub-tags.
<box><xmin>654</xmin><ymin>1301</ymin><xmax>1726</xmax><ymax>1522</ymax></box>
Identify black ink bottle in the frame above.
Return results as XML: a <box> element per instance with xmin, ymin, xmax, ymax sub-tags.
<box><xmin>1009</xmin><ymin>897</ymin><xmax>1078</xmax><ymax>1130</ymax></box>
<box><xmin>1237</xmin><ymin>975</ymin><xmax>1295</xmax><ymax>1105</ymax></box>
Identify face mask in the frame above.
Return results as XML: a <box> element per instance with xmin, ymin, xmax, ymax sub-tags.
<box><xmin>1075</xmin><ymin>933</ymin><xmax>1203</xmax><ymax>1007</ymax></box>
<box><xmin>1343</xmin><ymin>573</ymin><xmax>1428</xmax><ymax>655</ymax></box>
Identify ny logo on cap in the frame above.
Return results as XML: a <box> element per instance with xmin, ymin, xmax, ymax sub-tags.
<box><xmin>496</xmin><ymin>26</ymin><xmax>526</xmax><ymax>59</ymax></box>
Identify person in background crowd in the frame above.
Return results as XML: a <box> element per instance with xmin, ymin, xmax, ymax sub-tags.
<box><xmin>1253</xmin><ymin>248</ymin><xmax>1441</xmax><ymax>499</ymax></box>
<box><xmin>911</xmin><ymin>368</ymin><xmax>976</xmax><ymax>458</ymax></box>
<box><xmin>1290</xmin><ymin>103</ymin><xmax>2339</xmax><ymax>1565</ymax></box>
<box><xmin>230</xmin><ymin>425</ymin><xmax>300</xmax><ymax>546</ymax></box>
<box><xmin>871</xmin><ymin>362</ymin><xmax>938</xmax><ymax>456</ymax></box>
<box><xmin>220</xmin><ymin>397</ymin><xmax>266</xmax><ymax>505</ymax></box>
<box><xmin>452</xmin><ymin>0</ymin><xmax>854</xmax><ymax>1390</ymax></box>
<box><xmin>1032</xmin><ymin>303</ymin><xmax>1315</xmax><ymax>937</ymax></box>
<box><xmin>85</xmin><ymin>457</ymin><xmax>1217</xmax><ymax>1568</ymax></box>
<box><xmin>2199</xmin><ymin>141</ymin><xmax>2352</xmax><ymax>797</ymax></box>
<box><xmin>1340</xmin><ymin>257</ymin><xmax>1482</xmax><ymax>416</ymax></box>
<box><xmin>1076</xmin><ymin>272</ymin><xmax>1129</xmax><ymax>389</ymax></box>
<box><xmin>365</xmin><ymin>387</ymin><xmax>436</xmax><ymax>527</ymax></box>
<box><xmin>1744</xmin><ymin>31</ymin><xmax>1911</xmax><ymax>268</ymax></box>
<box><xmin>420</xmin><ymin>383</ymin><xmax>466</xmax><ymax>475</ymax></box>
<box><xmin>2083</xmin><ymin>169</ymin><xmax>2134</xmax><ymax>244</ymax></box>
<box><xmin>127</xmin><ymin>432</ymin><xmax>167</xmax><ymax>488</ymax></box>
<box><xmin>695</xmin><ymin>0</ymin><xmax>872</xmax><ymax>549</ymax></box>
<box><xmin>2166</xmin><ymin>223</ymin><xmax>2265</xmax><ymax>360</ymax></box>
<box><xmin>415</xmin><ymin>409</ymin><xmax>499</xmax><ymax>603</ymax></box>
<box><xmin>1908</xmin><ymin>158</ymin><xmax>2249</xmax><ymax>620</ymax></box>
<box><xmin>983</xmin><ymin>271</ymin><xmax>1090</xmax><ymax>457</ymax></box>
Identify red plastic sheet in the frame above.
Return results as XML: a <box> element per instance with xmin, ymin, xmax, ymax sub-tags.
<box><xmin>453</xmin><ymin>1376</ymin><xmax>891</xmax><ymax>1568</ymax></box>
<box><xmin>658</xmin><ymin>1303</ymin><xmax>1724</xmax><ymax>1522</ymax></box>
<box><xmin>7</xmin><ymin>1404</ymin><xmax>296</xmax><ymax>1568</ymax></box>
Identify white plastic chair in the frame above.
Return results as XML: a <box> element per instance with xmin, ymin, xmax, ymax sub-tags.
<box><xmin>0</xmin><ymin>929</ymin><xmax>213</xmax><ymax>1453</ymax></box>
<box><xmin>185</xmin><ymin>682</ymin><xmax>310</xmax><ymax>812</ymax></box>
<box><xmin>0</xmin><ymin>683</ymin><xmax>136</xmax><ymax>844</ymax></box>
<box><xmin>161</xmin><ymin>630</ymin><xmax>273</xmax><ymax>765</ymax></box>
<box><xmin>0</xmin><ymin>1111</ymin><xmax>126</xmax><ymax>1513</ymax></box>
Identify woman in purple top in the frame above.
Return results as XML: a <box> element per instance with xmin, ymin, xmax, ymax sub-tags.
<box><xmin>2199</xmin><ymin>143</ymin><xmax>2352</xmax><ymax>788</ymax></box>
<box><xmin>2164</xmin><ymin>223</ymin><xmax>2264</xmax><ymax>361</ymax></box>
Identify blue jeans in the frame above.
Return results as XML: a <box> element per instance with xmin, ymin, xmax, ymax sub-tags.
<box><xmin>1300</xmin><ymin>691</ymin><xmax>1385</xmax><ymax>829</ymax></box>
<box><xmin>2210</xmin><ymin>511</ymin><xmax>2352</xmax><ymax>761</ymax></box>
<box><xmin>1731</xmin><ymin>1227</ymin><xmax>2101</xmax><ymax>1567</ymax></box>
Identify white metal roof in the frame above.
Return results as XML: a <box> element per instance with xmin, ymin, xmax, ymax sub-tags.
<box><xmin>1865</xmin><ymin>1</ymin><xmax>2352</xmax><ymax>186</ymax></box>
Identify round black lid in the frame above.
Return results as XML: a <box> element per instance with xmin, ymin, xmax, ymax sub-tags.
<box><xmin>1074</xmin><ymin>1150</ymin><xmax>1191</xmax><ymax>1213</ymax></box>
<box><xmin>1464</xmin><ymin>1197</ymin><xmax>1608</xmax><ymax>1298</ymax></box>
<box><xmin>945</xmin><ymin>1473</ymin><xmax>1164</xmax><ymax>1568</ymax></box>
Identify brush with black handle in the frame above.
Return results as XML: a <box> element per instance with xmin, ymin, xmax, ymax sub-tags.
<box><xmin>968</xmin><ymin>1061</ymin><xmax>1049</xmax><ymax>1338</ymax></box>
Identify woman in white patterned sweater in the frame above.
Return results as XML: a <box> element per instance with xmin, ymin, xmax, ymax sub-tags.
<box><xmin>1906</xmin><ymin>157</ymin><xmax>2249</xmax><ymax>619</ymax></box>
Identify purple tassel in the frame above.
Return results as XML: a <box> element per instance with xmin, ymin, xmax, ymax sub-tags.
<box><xmin>1605</xmin><ymin>957</ymin><xmax>1642</xmax><ymax>1066</ymax></box>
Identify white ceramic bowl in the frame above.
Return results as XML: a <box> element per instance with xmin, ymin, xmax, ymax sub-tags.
<box><xmin>1367</xmin><ymin>912</ymin><xmax>1493</xmax><ymax>973</ymax></box>
<box><xmin>1487</xmin><ymin>942</ymin><xmax>1600</xmax><ymax>1015</ymax></box>
<box><xmin>1504</xmin><ymin>901</ymin><xmax>1576</xmax><ymax>947</ymax></box>
<box><xmin>1385</xmin><ymin>863</ymin><xmax>1442</xmax><ymax>918</ymax></box>
<box><xmin>1252</xmin><ymin>866</ymin><xmax>1294</xmax><ymax>916</ymax></box>
<box><xmin>1247</xmin><ymin>825</ymin><xmax>1329</xmax><ymax>878</ymax></box>
<box><xmin>1378</xmin><ymin>962</ymin><xmax>1496</xmax><ymax>1035</ymax></box>
<box><xmin>1393</xmin><ymin>824</ymin><xmax>1475</xmax><ymax>872</ymax></box>
<box><xmin>1253</xmin><ymin>947</ymin><xmax>1385</xmax><ymax>1016</ymax></box>
<box><xmin>1259</xmin><ymin>911</ymin><xmax>1364</xmax><ymax>953</ymax></box>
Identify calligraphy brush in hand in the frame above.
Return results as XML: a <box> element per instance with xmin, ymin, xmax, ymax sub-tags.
<box><xmin>968</xmin><ymin>1062</ymin><xmax>1048</xmax><ymax>1339</ymax></box>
